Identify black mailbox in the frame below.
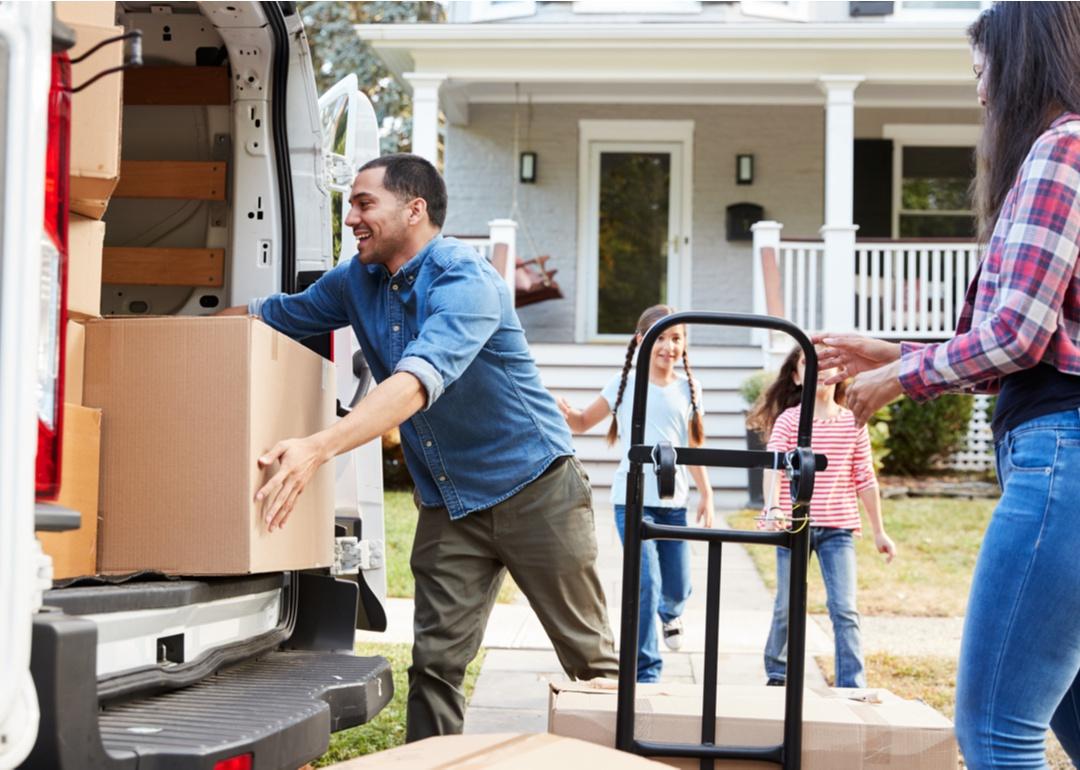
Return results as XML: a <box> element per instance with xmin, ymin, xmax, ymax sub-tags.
<box><xmin>726</xmin><ymin>202</ymin><xmax>764</xmax><ymax>242</ymax></box>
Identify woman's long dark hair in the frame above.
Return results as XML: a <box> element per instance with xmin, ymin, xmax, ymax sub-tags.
<box><xmin>968</xmin><ymin>3</ymin><xmax>1080</xmax><ymax>241</ymax></box>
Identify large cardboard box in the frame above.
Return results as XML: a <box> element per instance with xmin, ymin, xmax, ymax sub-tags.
<box><xmin>37</xmin><ymin>404</ymin><xmax>102</xmax><ymax>580</ymax></box>
<box><xmin>68</xmin><ymin>214</ymin><xmax>104</xmax><ymax>319</ymax></box>
<box><xmin>65</xmin><ymin>319</ymin><xmax>86</xmax><ymax>406</ymax></box>
<box><xmin>56</xmin><ymin>2</ymin><xmax>117</xmax><ymax>27</ymax></box>
<box><xmin>548</xmin><ymin>682</ymin><xmax>957</xmax><ymax>770</ymax></box>
<box><xmin>69</xmin><ymin>23</ymin><xmax>123</xmax><ymax>219</ymax></box>
<box><xmin>331</xmin><ymin>733</ymin><xmax>673</xmax><ymax>769</ymax></box>
<box><xmin>84</xmin><ymin>316</ymin><xmax>335</xmax><ymax>575</ymax></box>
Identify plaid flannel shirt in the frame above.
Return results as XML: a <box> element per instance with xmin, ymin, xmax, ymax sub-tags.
<box><xmin>899</xmin><ymin>113</ymin><xmax>1080</xmax><ymax>402</ymax></box>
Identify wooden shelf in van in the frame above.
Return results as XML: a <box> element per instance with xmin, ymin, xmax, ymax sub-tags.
<box><xmin>114</xmin><ymin>161</ymin><xmax>226</xmax><ymax>200</ymax></box>
<box><xmin>102</xmin><ymin>247</ymin><xmax>225</xmax><ymax>287</ymax></box>
<box><xmin>124</xmin><ymin>66</ymin><xmax>230</xmax><ymax>106</ymax></box>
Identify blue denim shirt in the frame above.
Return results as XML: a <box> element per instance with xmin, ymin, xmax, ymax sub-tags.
<box><xmin>249</xmin><ymin>235</ymin><xmax>574</xmax><ymax>519</ymax></box>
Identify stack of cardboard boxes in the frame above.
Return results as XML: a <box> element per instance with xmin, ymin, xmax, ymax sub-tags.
<box><xmin>39</xmin><ymin>1</ymin><xmax>334</xmax><ymax>581</ymax></box>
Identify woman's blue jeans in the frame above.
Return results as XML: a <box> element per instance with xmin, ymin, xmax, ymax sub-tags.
<box><xmin>956</xmin><ymin>409</ymin><xmax>1080</xmax><ymax>769</ymax></box>
<box><xmin>764</xmin><ymin>526</ymin><xmax>866</xmax><ymax>688</ymax></box>
<box><xmin>614</xmin><ymin>505</ymin><xmax>692</xmax><ymax>683</ymax></box>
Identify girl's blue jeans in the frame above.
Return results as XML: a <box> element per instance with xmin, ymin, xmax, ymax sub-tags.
<box><xmin>764</xmin><ymin>526</ymin><xmax>866</xmax><ymax>688</ymax></box>
<box><xmin>956</xmin><ymin>409</ymin><xmax>1080</xmax><ymax>769</ymax></box>
<box><xmin>613</xmin><ymin>505</ymin><xmax>692</xmax><ymax>683</ymax></box>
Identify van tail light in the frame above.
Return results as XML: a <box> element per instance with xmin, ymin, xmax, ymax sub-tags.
<box><xmin>36</xmin><ymin>52</ymin><xmax>71</xmax><ymax>500</ymax></box>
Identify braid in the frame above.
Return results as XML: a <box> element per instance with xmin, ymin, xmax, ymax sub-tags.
<box><xmin>606</xmin><ymin>335</ymin><xmax>638</xmax><ymax>446</ymax></box>
<box><xmin>682</xmin><ymin>349</ymin><xmax>706</xmax><ymax>447</ymax></box>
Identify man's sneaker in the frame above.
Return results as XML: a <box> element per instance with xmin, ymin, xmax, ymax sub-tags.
<box><xmin>661</xmin><ymin>618</ymin><xmax>684</xmax><ymax>651</ymax></box>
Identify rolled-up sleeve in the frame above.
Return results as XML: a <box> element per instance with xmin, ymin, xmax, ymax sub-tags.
<box><xmin>395</xmin><ymin>258</ymin><xmax>501</xmax><ymax>409</ymax></box>
<box><xmin>250</xmin><ymin>262</ymin><xmax>351</xmax><ymax>339</ymax></box>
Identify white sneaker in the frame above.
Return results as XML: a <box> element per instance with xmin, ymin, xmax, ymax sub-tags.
<box><xmin>662</xmin><ymin>618</ymin><xmax>684</xmax><ymax>651</ymax></box>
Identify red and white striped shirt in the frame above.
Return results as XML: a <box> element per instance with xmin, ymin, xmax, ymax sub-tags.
<box><xmin>766</xmin><ymin>406</ymin><xmax>877</xmax><ymax>531</ymax></box>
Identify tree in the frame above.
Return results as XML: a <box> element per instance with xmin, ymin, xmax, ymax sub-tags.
<box><xmin>298</xmin><ymin>2</ymin><xmax>444</xmax><ymax>154</ymax></box>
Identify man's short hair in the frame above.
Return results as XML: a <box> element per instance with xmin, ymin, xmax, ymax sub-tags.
<box><xmin>358</xmin><ymin>153</ymin><xmax>448</xmax><ymax>228</ymax></box>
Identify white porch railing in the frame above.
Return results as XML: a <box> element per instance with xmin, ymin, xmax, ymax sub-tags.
<box><xmin>450</xmin><ymin>218</ymin><xmax>518</xmax><ymax>303</ymax></box>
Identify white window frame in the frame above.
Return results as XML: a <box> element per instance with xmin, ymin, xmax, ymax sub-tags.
<box><xmin>575</xmin><ymin>120</ymin><xmax>694</xmax><ymax>343</ymax></box>
<box><xmin>457</xmin><ymin>0</ymin><xmax>536</xmax><ymax>23</ymax></box>
<box><xmin>883</xmin><ymin>124</ymin><xmax>980</xmax><ymax>239</ymax></box>
<box><xmin>739</xmin><ymin>0</ymin><xmax>811</xmax><ymax>22</ymax></box>
<box><xmin>573</xmin><ymin>1</ymin><xmax>702</xmax><ymax>14</ymax></box>
<box><xmin>891</xmin><ymin>0</ymin><xmax>990</xmax><ymax>23</ymax></box>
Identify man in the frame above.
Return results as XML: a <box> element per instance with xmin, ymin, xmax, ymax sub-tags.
<box><xmin>223</xmin><ymin>153</ymin><xmax>618</xmax><ymax>739</ymax></box>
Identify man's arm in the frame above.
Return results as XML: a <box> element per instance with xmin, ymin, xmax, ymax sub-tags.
<box><xmin>256</xmin><ymin>371</ymin><xmax>426</xmax><ymax>531</ymax></box>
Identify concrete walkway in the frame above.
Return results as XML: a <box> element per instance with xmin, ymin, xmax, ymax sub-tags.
<box><xmin>357</xmin><ymin>507</ymin><xmax>967</xmax><ymax>733</ymax></box>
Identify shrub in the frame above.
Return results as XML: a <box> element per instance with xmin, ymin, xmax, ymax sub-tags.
<box><xmin>883</xmin><ymin>394</ymin><xmax>974</xmax><ymax>475</ymax></box>
<box><xmin>867</xmin><ymin>406</ymin><xmax>891</xmax><ymax>475</ymax></box>
<box><xmin>739</xmin><ymin>370</ymin><xmax>776</xmax><ymax>408</ymax></box>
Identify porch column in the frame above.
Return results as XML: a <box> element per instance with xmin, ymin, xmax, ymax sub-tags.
<box><xmin>403</xmin><ymin>72</ymin><xmax>447</xmax><ymax>166</ymax></box>
<box><xmin>487</xmin><ymin>218</ymin><xmax>518</xmax><ymax>298</ymax></box>
<box><xmin>818</xmin><ymin>76</ymin><xmax>864</xmax><ymax>333</ymax></box>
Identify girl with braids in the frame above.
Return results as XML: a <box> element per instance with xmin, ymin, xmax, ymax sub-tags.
<box><xmin>748</xmin><ymin>344</ymin><xmax>895</xmax><ymax>689</ymax></box>
<box><xmin>557</xmin><ymin>304</ymin><xmax>713</xmax><ymax>682</ymax></box>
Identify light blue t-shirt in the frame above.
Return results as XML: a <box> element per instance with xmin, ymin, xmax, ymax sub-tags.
<box><xmin>602</xmin><ymin>372</ymin><xmax>704</xmax><ymax>508</ymax></box>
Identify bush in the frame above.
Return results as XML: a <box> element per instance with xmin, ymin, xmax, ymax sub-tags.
<box><xmin>883</xmin><ymin>394</ymin><xmax>974</xmax><ymax>475</ymax></box>
<box><xmin>739</xmin><ymin>370</ymin><xmax>775</xmax><ymax>408</ymax></box>
<box><xmin>867</xmin><ymin>406</ymin><xmax>891</xmax><ymax>475</ymax></box>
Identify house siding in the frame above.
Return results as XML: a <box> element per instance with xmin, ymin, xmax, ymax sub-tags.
<box><xmin>444</xmin><ymin>103</ymin><xmax>825</xmax><ymax>344</ymax></box>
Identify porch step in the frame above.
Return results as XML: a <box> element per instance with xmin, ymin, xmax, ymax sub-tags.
<box><xmin>532</xmin><ymin>342</ymin><xmax>763</xmax><ymax>513</ymax></box>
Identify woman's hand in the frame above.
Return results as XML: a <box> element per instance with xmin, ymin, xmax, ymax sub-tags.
<box><xmin>845</xmin><ymin>361</ymin><xmax>903</xmax><ymax>425</ymax></box>
<box><xmin>874</xmin><ymin>530</ymin><xmax>897</xmax><ymax>563</ymax></box>
<box><xmin>812</xmin><ymin>333</ymin><xmax>902</xmax><ymax>385</ymax></box>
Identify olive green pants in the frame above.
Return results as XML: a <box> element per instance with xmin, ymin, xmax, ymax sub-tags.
<box><xmin>405</xmin><ymin>456</ymin><xmax>619</xmax><ymax>741</ymax></box>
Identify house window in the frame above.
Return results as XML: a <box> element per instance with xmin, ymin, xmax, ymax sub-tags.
<box><xmin>898</xmin><ymin>146</ymin><xmax>974</xmax><ymax>239</ymax></box>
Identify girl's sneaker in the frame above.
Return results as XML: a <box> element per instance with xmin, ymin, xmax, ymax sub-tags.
<box><xmin>662</xmin><ymin>618</ymin><xmax>684</xmax><ymax>650</ymax></box>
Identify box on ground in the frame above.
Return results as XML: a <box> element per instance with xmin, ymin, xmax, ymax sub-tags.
<box><xmin>548</xmin><ymin>681</ymin><xmax>957</xmax><ymax>770</ymax></box>
<box><xmin>37</xmin><ymin>404</ymin><xmax>102</xmax><ymax>580</ymax></box>
<box><xmin>68</xmin><ymin>214</ymin><xmax>104</xmax><ymax>319</ymax></box>
<box><xmin>69</xmin><ymin>23</ymin><xmax>123</xmax><ymax>219</ymax></box>
<box><xmin>55</xmin><ymin>2</ymin><xmax>117</xmax><ymax>27</ymax></box>
<box><xmin>65</xmin><ymin>320</ymin><xmax>86</xmax><ymax>406</ymax></box>
<box><xmin>84</xmin><ymin>316</ymin><xmax>335</xmax><ymax>575</ymax></box>
<box><xmin>329</xmin><ymin>732</ymin><xmax>673</xmax><ymax>769</ymax></box>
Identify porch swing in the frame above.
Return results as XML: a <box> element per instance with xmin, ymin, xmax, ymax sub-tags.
<box><xmin>489</xmin><ymin>87</ymin><xmax>563</xmax><ymax>308</ymax></box>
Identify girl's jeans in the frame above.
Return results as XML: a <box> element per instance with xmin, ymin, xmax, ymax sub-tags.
<box><xmin>613</xmin><ymin>505</ymin><xmax>692</xmax><ymax>683</ymax></box>
<box><xmin>764</xmin><ymin>526</ymin><xmax>866</xmax><ymax>688</ymax></box>
<box><xmin>956</xmin><ymin>409</ymin><xmax>1080</xmax><ymax>769</ymax></box>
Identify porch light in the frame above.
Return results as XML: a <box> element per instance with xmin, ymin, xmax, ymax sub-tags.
<box><xmin>736</xmin><ymin>153</ymin><xmax>754</xmax><ymax>185</ymax></box>
<box><xmin>519</xmin><ymin>151</ymin><xmax>537</xmax><ymax>184</ymax></box>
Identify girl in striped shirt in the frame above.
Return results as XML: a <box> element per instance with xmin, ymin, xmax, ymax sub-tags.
<box><xmin>748</xmin><ymin>345</ymin><xmax>896</xmax><ymax>688</ymax></box>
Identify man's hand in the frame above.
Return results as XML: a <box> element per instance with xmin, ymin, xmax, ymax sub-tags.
<box><xmin>845</xmin><ymin>360</ymin><xmax>903</xmax><ymax>425</ymax></box>
<box><xmin>256</xmin><ymin>434</ymin><xmax>331</xmax><ymax>531</ymax></box>
<box><xmin>812</xmin><ymin>333</ymin><xmax>902</xmax><ymax>385</ymax></box>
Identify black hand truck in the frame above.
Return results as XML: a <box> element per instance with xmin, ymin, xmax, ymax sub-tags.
<box><xmin>615</xmin><ymin>311</ymin><xmax>827</xmax><ymax>770</ymax></box>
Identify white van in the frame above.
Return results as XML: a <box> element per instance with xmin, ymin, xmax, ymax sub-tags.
<box><xmin>0</xmin><ymin>3</ymin><xmax>391</xmax><ymax>768</ymax></box>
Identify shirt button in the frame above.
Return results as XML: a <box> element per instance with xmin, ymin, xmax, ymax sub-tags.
<box><xmin>392</xmin><ymin>324</ymin><xmax>400</xmax><ymax>332</ymax></box>
<box><xmin>438</xmin><ymin>474</ymin><xmax>447</xmax><ymax>482</ymax></box>
<box><xmin>391</xmin><ymin>284</ymin><xmax>400</xmax><ymax>291</ymax></box>
<box><xmin>425</xmin><ymin>440</ymin><xmax>433</xmax><ymax>447</ymax></box>
<box><xmin>407</xmin><ymin>275</ymin><xmax>415</xmax><ymax>283</ymax></box>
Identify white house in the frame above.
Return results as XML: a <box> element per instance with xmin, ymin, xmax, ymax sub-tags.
<box><xmin>359</xmin><ymin>1</ymin><xmax>990</xmax><ymax>506</ymax></box>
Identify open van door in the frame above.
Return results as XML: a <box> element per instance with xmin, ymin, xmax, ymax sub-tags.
<box><xmin>318</xmin><ymin>75</ymin><xmax>387</xmax><ymax>629</ymax></box>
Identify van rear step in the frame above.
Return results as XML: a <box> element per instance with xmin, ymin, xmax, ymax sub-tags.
<box><xmin>25</xmin><ymin>612</ymin><xmax>393</xmax><ymax>770</ymax></box>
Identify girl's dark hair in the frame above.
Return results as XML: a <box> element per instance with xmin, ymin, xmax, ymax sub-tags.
<box><xmin>746</xmin><ymin>346</ymin><xmax>849</xmax><ymax>439</ymax></box>
<box><xmin>967</xmin><ymin>3</ymin><xmax>1080</xmax><ymax>241</ymax></box>
<box><xmin>606</xmin><ymin>305</ymin><xmax>706</xmax><ymax>448</ymax></box>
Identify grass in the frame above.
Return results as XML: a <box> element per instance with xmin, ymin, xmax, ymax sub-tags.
<box><xmin>727</xmin><ymin>496</ymin><xmax>997</xmax><ymax>616</ymax></box>
<box><xmin>384</xmin><ymin>490</ymin><xmax>520</xmax><ymax>604</ymax></box>
<box><xmin>312</xmin><ymin>642</ymin><xmax>487</xmax><ymax>766</ymax></box>
<box><xmin>817</xmin><ymin>653</ymin><xmax>1072</xmax><ymax>769</ymax></box>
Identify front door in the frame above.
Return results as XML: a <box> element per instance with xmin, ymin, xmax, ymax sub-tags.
<box><xmin>584</xmin><ymin>142</ymin><xmax>685</xmax><ymax>339</ymax></box>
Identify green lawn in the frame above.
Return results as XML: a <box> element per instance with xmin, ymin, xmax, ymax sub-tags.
<box><xmin>313</xmin><ymin>642</ymin><xmax>487</xmax><ymax>766</ymax></box>
<box><xmin>727</xmin><ymin>496</ymin><xmax>996</xmax><ymax>616</ymax></box>
<box><xmin>384</xmin><ymin>490</ymin><xmax>520</xmax><ymax>604</ymax></box>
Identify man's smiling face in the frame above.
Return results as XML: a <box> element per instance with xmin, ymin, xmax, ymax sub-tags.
<box><xmin>344</xmin><ymin>166</ymin><xmax>412</xmax><ymax>267</ymax></box>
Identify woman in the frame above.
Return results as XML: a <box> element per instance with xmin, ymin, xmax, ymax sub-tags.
<box><xmin>817</xmin><ymin>4</ymin><xmax>1080</xmax><ymax>767</ymax></box>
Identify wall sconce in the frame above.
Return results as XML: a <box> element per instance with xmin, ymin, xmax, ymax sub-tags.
<box><xmin>736</xmin><ymin>153</ymin><xmax>754</xmax><ymax>185</ymax></box>
<box><xmin>519</xmin><ymin>151</ymin><xmax>537</xmax><ymax>184</ymax></box>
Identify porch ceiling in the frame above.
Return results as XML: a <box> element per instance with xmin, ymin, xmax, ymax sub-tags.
<box><xmin>359</xmin><ymin>22</ymin><xmax>977</xmax><ymax>118</ymax></box>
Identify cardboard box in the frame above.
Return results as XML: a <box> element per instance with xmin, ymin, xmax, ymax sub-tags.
<box><xmin>65</xmin><ymin>319</ymin><xmax>86</xmax><ymax>406</ymax></box>
<box><xmin>548</xmin><ymin>682</ymin><xmax>957</xmax><ymax>770</ymax></box>
<box><xmin>84</xmin><ymin>316</ymin><xmax>335</xmax><ymax>575</ymax></box>
<box><xmin>69</xmin><ymin>23</ymin><xmax>123</xmax><ymax>219</ymax></box>
<box><xmin>37</xmin><ymin>404</ymin><xmax>102</xmax><ymax>580</ymax></box>
<box><xmin>68</xmin><ymin>214</ymin><xmax>104</xmax><ymax>319</ymax></box>
<box><xmin>55</xmin><ymin>2</ymin><xmax>116</xmax><ymax>27</ymax></box>
<box><xmin>331</xmin><ymin>733</ymin><xmax>673</xmax><ymax>769</ymax></box>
